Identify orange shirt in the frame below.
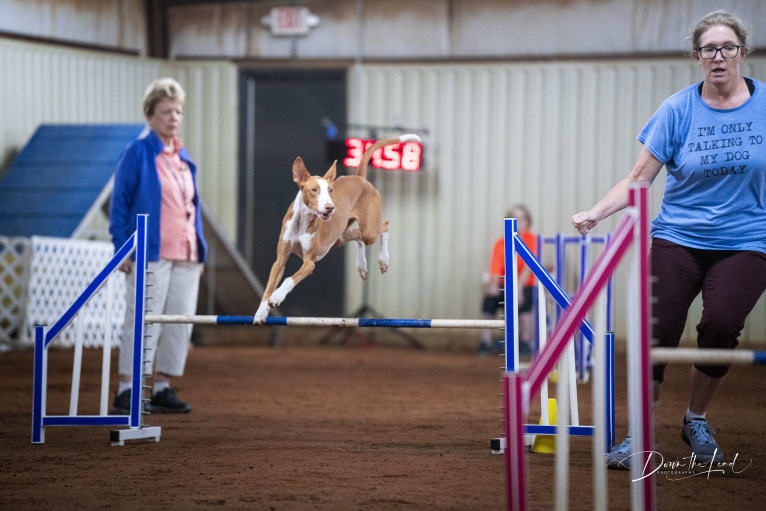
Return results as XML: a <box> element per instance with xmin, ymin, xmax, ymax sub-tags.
<box><xmin>156</xmin><ymin>138</ymin><xmax>198</xmax><ymax>262</ymax></box>
<box><xmin>489</xmin><ymin>230</ymin><xmax>537</xmax><ymax>287</ymax></box>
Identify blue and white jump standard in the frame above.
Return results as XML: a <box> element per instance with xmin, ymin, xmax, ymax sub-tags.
<box><xmin>32</xmin><ymin>215</ymin><xmax>160</xmax><ymax>445</ymax></box>
<box><xmin>491</xmin><ymin>218</ymin><xmax>617</xmax><ymax>455</ymax></box>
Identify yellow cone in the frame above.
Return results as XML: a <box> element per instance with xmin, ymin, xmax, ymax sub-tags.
<box><xmin>531</xmin><ymin>398</ymin><xmax>558</xmax><ymax>454</ymax></box>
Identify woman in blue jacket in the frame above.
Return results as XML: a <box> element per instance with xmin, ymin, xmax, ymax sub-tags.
<box><xmin>110</xmin><ymin>78</ymin><xmax>207</xmax><ymax>414</ymax></box>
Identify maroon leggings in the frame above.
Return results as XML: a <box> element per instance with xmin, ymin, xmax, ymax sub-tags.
<box><xmin>651</xmin><ymin>238</ymin><xmax>766</xmax><ymax>383</ymax></box>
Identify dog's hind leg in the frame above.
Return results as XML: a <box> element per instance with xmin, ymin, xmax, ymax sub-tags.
<box><xmin>356</xmin><ymin>241</ymin><xmax>369</xmax><ymax>280</ymax></box>
<box><xmin>334</xmin><ymin>225</ymin><xmax>368</xmax><ymax>280</ymax></box>
<box><xmin>377</xmin><ymin>220</ymin><xmax>390</xmax><ymax>274</ymax></box>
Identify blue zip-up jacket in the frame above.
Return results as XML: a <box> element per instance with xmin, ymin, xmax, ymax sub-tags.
<box><xmin>109</xmin><ymin>128</ymin><xmax>207</xmax><ymax>263</ymax></box>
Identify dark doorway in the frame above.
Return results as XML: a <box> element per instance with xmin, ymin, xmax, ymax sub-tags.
<box><xmin>239</xmin><ymin>69</ymin><xmax>347</xmax><ymax>317</ymax></box>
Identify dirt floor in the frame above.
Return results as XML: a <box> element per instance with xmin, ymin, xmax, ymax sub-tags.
<box><xmin>1</xmin><ymin>331</ymin><xmax>765</xmax><ymax>510</ymax></box>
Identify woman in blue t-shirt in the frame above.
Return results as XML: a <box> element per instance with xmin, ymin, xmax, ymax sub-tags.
<box><xmin>572</xmin><ymin>10</ymin><xmax>766</xmax><ymax>470</ymax></box>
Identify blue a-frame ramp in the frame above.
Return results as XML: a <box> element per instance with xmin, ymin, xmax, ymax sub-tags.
<box><xmin>0</xmin><ymin>124</ymin><xmax>144</xmax><ymax>237</ymax></box>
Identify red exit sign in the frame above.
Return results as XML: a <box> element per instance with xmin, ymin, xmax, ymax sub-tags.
<box><xmin>263</xmin><ymin>7</ymin><xmax>319</xmax><ymax>36</ymax></box>
<box><xmin>343</xmin><ymin>138</ymin><xmax>422</xmax><ymax>171</ymax></box>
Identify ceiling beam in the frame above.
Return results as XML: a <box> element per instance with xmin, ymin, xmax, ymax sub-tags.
<box><xmin>146</xmin><ymin>0</ymin><xmax>278</xmax><ymax>58</ymax></box>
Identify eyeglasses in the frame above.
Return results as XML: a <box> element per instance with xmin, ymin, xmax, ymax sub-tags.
<box><xmin>696</xmin><ymin>45</ymin><xmax>742</xmax><ymax>59</ymax></box>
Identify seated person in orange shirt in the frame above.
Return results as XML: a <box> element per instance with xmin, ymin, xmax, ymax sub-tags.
<box><xmin>478</xmin><ymin>205</ymin><xmax>537</xmax><ymax>356</ymax></box>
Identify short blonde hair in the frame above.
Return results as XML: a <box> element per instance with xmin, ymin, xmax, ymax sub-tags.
<box><xmin>142</xmin><ymin>78</ymin><xmax>186</xmax><ymax>117</ymax></box>
<box><xmin>690</xmin><ymin>10</ymin><xmax>751</xmax><ymax>54</ymax></box>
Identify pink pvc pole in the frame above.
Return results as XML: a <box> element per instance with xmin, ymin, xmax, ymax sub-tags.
<box><xmin>504</xmin><ymin>373</ymin><xmax>527</xmax><ymax>511</ymax></box>
<box><xmin>628</xmin><ymin>183</ymin><xmax>656</xmax><ymax>510</ymax></box>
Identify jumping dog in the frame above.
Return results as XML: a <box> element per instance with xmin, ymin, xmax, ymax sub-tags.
<box><xmin>253</xmin><ymin>134</ymin><xmax>421</xmax><ymax>323</ymax></box>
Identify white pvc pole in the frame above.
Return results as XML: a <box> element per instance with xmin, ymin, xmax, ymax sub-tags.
<box><xmin>652</xmin><ymin>348</ymin><xmax>763</xmax><ymax>365</ymax></box>
<box><xmin>592</xmin><ymin>289</ymin><xmax>608</xmax><ymax>511</ymax></box>
<box><xmin>555</xmin><ymin>346</ymin><xmax>570</xmax><ymax>511</ymax></box>
<box><xmin>99</xmin><ymin>275</ymin><xmax>114</xmax><ymax>416</ymax></box>
<box><xmin>41</xmin><ymin>339</ymin><xmax>48</xmax><ymax>442</ymax></box>
<box><xmin>69</xmin><ymin>313</ymin><xmax>84</xmax><ymax>416</ymax></box>
<box><xmin>567</xmin><ymin>340</ymin><xmax>579</xmax><ymax>426</ymax></box>
<box><xmin>538</xmin><ymin>280</ymin><xmax>549</xmax><ymax>424</ymax></box>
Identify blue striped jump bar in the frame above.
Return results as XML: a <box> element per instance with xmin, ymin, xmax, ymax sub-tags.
<box><xmin>145</xmin><ymin>315</ymin><xmax>505</xmax><ymax>329</ymax></box>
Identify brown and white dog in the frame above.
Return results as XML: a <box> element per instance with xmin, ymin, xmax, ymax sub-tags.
<box><xmin>253</xmin><ymin>134</ymin><xmax>421</xmax><ymax>323</ymax></box>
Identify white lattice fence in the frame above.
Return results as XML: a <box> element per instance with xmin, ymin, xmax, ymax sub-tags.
<box><xmin>0</xmin><ymin>237</ymin><xmax>32</xmax><ymax>349</ymax></box>
<box><xmin>23</xmin><ymin>237</ymin><xmax>126</xmax><ymax>348</ymax></box>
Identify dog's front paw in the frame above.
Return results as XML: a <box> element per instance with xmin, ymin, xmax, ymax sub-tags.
<box><xmin>358</xmin><ymin>267</ymin><xmax>368</xmax><ymax>280</ymax></box>
<box><xmin>378</xmin><ymin>260</ymin><xmax>388</xmax><ymax>274</ymax></box>
<box><xmin>253</xmin><ymin>301</ymin><xmax>270</xmax><ymax>324</ymax></box>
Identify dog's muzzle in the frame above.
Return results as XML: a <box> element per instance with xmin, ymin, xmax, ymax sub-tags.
<box><xmin>319</xmin><ymin>205</ymin><xmax>334</xmax><ymax>220</ymax></box>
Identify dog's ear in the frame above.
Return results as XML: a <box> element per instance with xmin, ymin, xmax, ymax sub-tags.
<box><xmin>323</xmin><ymin>160</ymin><xmax>337</xmax><ymax>182</ymax></box>
<box><xmin>292</xmin><ymin>157</ymin><xmax>310</xmax><ymax>186</ymax></box>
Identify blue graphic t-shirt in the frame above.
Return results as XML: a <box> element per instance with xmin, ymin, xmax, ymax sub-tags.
<box><xmin>638</xmin><ymin>78</ymin><xmax>766</xmax><ymax>254</ymax></box>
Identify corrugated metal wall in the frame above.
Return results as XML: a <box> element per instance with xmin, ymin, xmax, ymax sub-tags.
<box><xmin>166</xmin><ymin>61</ymin><xmax>239</xmax><ymax>237</ymax></box>
<box><xmin>0</xmin><ymin>38</ymin><xmax>238</xmax><ymax>240</ymax></box>
<box><xmin>0</xmin><ymin>0</ymin><xmax>146</xmax><ymax>55</ymax></box>
<box><xmin>347</xmin><ymin>57</ymin><xmax>766</xmax><ymax>344</ymax></box>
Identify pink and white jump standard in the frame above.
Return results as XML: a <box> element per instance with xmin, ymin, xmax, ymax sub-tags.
<box><xmin>503</xmin><ymin>182</ymin><xmax>655</xmax><ymax>511</ymax></box>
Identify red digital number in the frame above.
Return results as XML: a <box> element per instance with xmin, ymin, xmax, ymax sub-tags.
<box><xmin>401</xmin><ymin>142</ymin><xmax>422</xmax><ymax>171</ymax></box>
<box><xmin>382</xmin><ymin>144</ymin><xmax>402</xmax><ymax>170</ymax></box>
<box><xmin>343</xmin><ymin>138</ymin><xmax>422</xmax><ymax>171</ymax></box>
<box><xmin>343</xmin><ymin>138</ymin><xmax>364</xmax><ymax>168</ymax></box>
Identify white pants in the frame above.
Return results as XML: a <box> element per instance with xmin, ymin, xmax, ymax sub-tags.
<box><xmin>119</xmin><ymin>259</ymin><xmax>202</xmax><ymax>378</ymax></box>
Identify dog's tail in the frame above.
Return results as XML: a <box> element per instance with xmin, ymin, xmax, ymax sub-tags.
<box><xmin>356</xmin><ymin>134</ymin><xmax>422</xmax><ymax>179</ymax></box>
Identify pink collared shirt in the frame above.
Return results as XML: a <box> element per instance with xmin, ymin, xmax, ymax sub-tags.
<box><xmin>156</xmin><ymin>138</ymin><xmax>198</xmax><ymax>262</ymax></box>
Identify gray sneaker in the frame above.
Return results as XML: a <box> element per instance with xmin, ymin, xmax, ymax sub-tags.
<box><xmin>681</xmin><ymin>418</ymin><xmax>724</xmax><ymax>464</ymax></box>
<box><xmin>606</xmin><ymin>436</ymin><xmax>632</xmax><ymax>470</ymax></box>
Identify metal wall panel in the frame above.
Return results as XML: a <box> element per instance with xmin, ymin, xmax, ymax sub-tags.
<box><xmin>0</xmin><ymin>38</ymin><xmax>238</xmax><ymax>241</ymax></box>
<box><xmin>165</xmin><ymin>61</ymin><xmax>239</xmax><ymax>238</ymax></box>
<box><xmin>0</xmin><ymin>0</ymin><xmax>146</xmax><ymax>55</ymax></box>
<box><xmin>347</xmin><ymin>57</ymin><xmax>766</xmax><ymax>344</ymax></box>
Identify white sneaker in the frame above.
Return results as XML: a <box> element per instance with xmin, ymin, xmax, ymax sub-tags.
<box><xmin>682</xmin><ymin>418</ymin><xmax>724</xmax><ymax>464</ymax></box>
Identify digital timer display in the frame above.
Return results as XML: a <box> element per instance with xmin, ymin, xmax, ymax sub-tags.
<box><xmin>342</xmin><ymin>138</ymin><xmax>423</xmax><ymax>171</ymax></box>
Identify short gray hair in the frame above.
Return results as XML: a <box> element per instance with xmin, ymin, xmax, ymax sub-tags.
<box><xmin>142</xmin><ymin>78</ymin><xmax>186</xmax><ymax>117</ymax></box>
<box><xmin>506</xmin><ymin>204</ymin><xmax>532</xmax><ymax>226</ymax></box>
<box><xmin>690</xmin><ymin>10</ymin><xmax>751</xmax><ymax>54</ymax></box>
